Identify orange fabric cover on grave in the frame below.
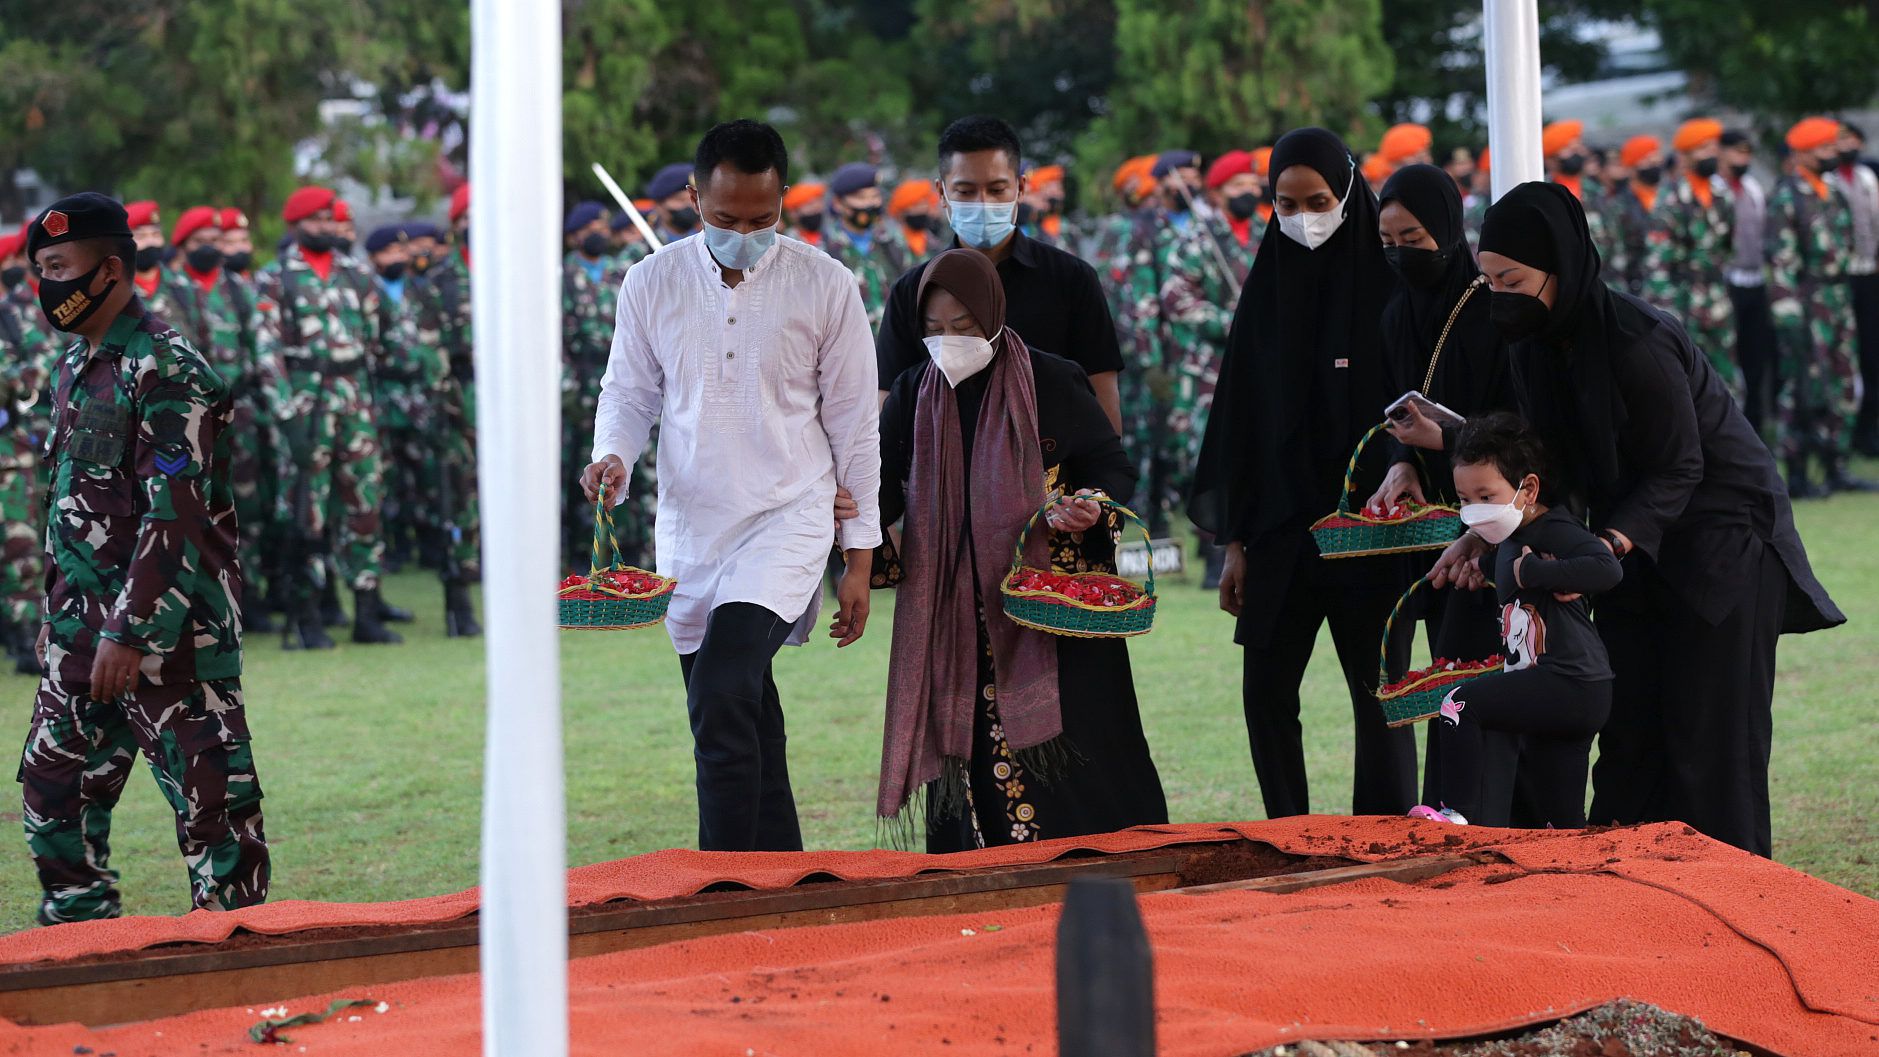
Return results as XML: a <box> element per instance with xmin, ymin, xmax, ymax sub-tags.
<box><xmin>2</xmin><ymin>821</ymin><xmax>1875</xmax><ymax>1057</ymax></box>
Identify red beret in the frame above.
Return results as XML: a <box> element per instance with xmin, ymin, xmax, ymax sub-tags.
<box><xmin>449</xmin><ymin>184</ymin><xmax>471</xmax><ymax>223</ymax></box>
<box><xmin>333</xmin><ymin>199</ymin><xmax>353</xmax><ymax>223</ymax></box>
<box><xmin>218</xmin><ymin>207</ymin><xmax>250</xmax><ymax>231</ymax></box>
<box><xmin>170</xmin><ymin>205</ymin><xmax>220</xmax><ymax>246</ymax></box>
<box><xmin>0</xmin><ymin>230</ymin><xmax>19</xmax><ymax>261</ymax></box>
<box><xmin>124</xmin><ymin>200</ymin><xmax>160</xmax><ymax>230</ymax></box>
<box><xmin>282</xmin><ymin>186</ymin><xmax>337</xmax><ymax>224</ymax></box>
<box><xmin>1205</xmin><ymin>150</ymin><xmax>1255</xmax><ymax>190</ymax></box>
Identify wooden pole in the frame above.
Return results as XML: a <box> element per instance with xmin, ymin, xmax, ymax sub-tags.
<box><xmin>1056</xmin><ymin>876</ymin><xmax>1155</xmax><ymax>1057</ymax></box>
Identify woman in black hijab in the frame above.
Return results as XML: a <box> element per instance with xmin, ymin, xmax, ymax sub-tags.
<box><xmin>1454</xmin><ymin>181</ymin><xmax>1844</xmax><ymax>856</ymax></box>
<box><xmin>1189</xmin><ymin>127</ymin><xmax>1416</xmax><ymax>819</ymax></box>
<box><xmin>1366</xmin><ymin>163</ymin><xmax>1515</xmax><ymax>820</ymax></box>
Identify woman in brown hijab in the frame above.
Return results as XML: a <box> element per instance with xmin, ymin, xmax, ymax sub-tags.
<box><xmin>873</xmin><ymin>249</ymin><xmax>1167</xmax><ymax>851</ymax></box>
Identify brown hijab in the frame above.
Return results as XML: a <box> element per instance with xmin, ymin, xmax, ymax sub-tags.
<box><xmin>878</xmin><ymin>250</ymin><xmax>1063</xmax><ymax>822</ymax></box>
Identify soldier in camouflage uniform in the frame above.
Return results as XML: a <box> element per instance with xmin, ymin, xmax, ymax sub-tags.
<box><xmin>157</xmin><ymin>208</ymin><xmax>288</xmax><ymax>633</ymax></box>
<box><xmin>18</xmin><ymin>194</ymin><xmax>269</xmax><ymax>924</ymax></box>
<box><xmin>254</xmin><ymin>186</ymin><xmax>403</xmax><ymax>647</ymax></box>
<box><xmin>1643</xmin><ymin>120</ymin><xmax>1739</xmax><ymax>401</ymax></box>
<box><xmin>363</xmin><ymin>224</ymin><xmax>441</xmax><ymax>580</ymax></box>
<box><xmin>562</xmin><ymin>201</ymin><xmax>654</xmax><ymax>572</ymax></box>
<box><xmin>1768</xmin><ymin>118</ymin><xmax>1869</xmax><ymax>497</ymax></box>
<box><xmin>1601</xmin><ymin>136</ymin><xmax>1664</xmax><ymax>296</ymax></box>
<box><xmin>822</xmin><ymin>163</ymin><xmax>911</xmax><ymax>329</ymax></box>
<box><xmin>406</xmin><ymin>186</ymin><xmax>482</xmax><ymax>635</ymax></box>
<box><xmin>1544</xmin><ymin>121</ymin><xmax>1622</xmax><ymax>290</ymax></box>
<box><xmin>0</xmin><ymin>235</ymin><xmax>57</xmax><ymax>675</ymax></box>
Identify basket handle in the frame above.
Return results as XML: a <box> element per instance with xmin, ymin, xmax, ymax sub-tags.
<box><xmin>1008</xmin><ymin>493</ymin><xmax>1157</xmax><ymax>600</ymax></box>
<box><xmin>591</xmin><ymin>484</ymin><xmax>622</xmax><ymax>577</ymax></box>
<box><xmin>1376</xmin><ymin>575</ymin><xmax>1428</xmax><ymax>688</ymax></box>
<box><xmin>1341</xmin><ymin>420</ymin><xmax>1441</xmax><ymax>515</ymax></box>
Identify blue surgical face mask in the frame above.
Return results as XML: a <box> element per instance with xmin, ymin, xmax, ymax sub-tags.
<box><xmin>701</xmin><ymin>219</ymin><xmax>777</xmax><ymax>271</ymax></box>
<box><xmin>946</xmin><ymin>197</ymin><xmax>1018</xmax><ymax>249</ymax></box>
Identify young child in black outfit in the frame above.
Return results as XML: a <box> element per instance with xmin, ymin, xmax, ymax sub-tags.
<box><xmin>1418</xmin><ymin>412</ymin><xmax>1624</xmax><ymax>828</ymax></box>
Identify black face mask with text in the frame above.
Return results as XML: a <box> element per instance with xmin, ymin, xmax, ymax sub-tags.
<box><xmin>40</xmin><ymin>257</ymin><xmax>121</xmax><ymax>332</ymax></box>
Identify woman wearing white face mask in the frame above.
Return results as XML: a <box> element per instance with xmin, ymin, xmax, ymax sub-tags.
<box><xmin>874</xmin><ymin>248</ymin><xmax>1166</xmax><ymax>851</ymax></box>
<box><xmin>1188</xmin><ymin>127</ymin><xmax>1420</xmax><ymax>821</ymax></box>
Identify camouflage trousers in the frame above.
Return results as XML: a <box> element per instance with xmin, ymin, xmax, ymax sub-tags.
<box><xmin>228</xmin><ymin>397</ymin><xmax>278</xmax><ymax>591</ymax></box>
<box><xmin>0</xmin><ymin>432</ymin><xmax>43</xmax><ymax>627</ymax></box>
<box><xmin>1775</xmin><ymin>283</ymin><xmax>1862</xmax><ymax>462</ymax></box>
<box><xmin>19</xmin><ymin>676</ymin><xmax>268</xmax><ymax>923</ymax></box>
<box><xmin>561</xmin><ymin>376</ymin><xmax>655</xmax><ymax>573</ymax></box>
<box><xmin>276</xmin><ymin>372</ymin><xmax>385</xmax><ymax>591</ymax></box>
<box><xmin>1681</xmin><ymin>280</ymin><xmax>1742</xmax><ymax>406</ymax></box>
<box><xmin>437</xmin><ymin>379</ymin><xmax>480</xmax><ymax>580</ymax></box>
<box><xmin>1120</xmin><ymin>364</ymin><xmax>1176</xmax><ymax>534</ymax></box>
<box><xmin>1167</xmin><ymin>342</ymin><xmax>1223</xmax><ymax>511</ymax></box>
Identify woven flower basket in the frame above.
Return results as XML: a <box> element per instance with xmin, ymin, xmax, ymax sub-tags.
<box><xmin>1311</xmin><ymin>422</ymin><xmax>1463</xmax><ymax>559</ymax></box>
<box><xmin>557</xmin><ymin>486</ymin><xmax>675</xmax><ymax>631</ymax></box>
<box><xmin>1375</xmin><ymin>577</ymin><xmax>1504</xmax><ymax>727</ymax></box>
<box><xmin>1000</xmin><ymin>495</ymin><xmax>1156</xmax><ymax>639</ymax></box>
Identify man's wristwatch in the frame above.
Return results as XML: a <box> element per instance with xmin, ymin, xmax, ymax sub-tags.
<box><xmin>1599</xmin><ymin>529</ymin><xmax>1629</xmax><ymax>557</ymax></box>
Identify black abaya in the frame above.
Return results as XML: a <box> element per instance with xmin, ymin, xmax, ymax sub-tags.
<box><xmin>1188</xmin><ymin>128</ymin><xmax>1417</xmax><ymax>817</ymax></box>
<box><xmin>1479</xmin><ymin>182</ymin><xmax>1845</xmax><ymax>855</ymax></box>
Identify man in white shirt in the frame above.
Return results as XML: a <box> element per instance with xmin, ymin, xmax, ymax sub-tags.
<box><xmin>582</xmin><ymin>120</ymin><xmax>881</xmax><ymax>852</ymax></box>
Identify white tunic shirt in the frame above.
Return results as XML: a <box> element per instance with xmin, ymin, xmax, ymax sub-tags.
<box><xmin>592</xmin><ymin>232</ymin><xmax>883</xmax><ymax>654</ymax></box>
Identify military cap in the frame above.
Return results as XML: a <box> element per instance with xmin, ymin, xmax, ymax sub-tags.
<box><xmin>25</xmin><ymin>192</ymin><xmax>133</xmax><ymax>261</ymax></box>
<box><xmin>124</xmin><ymin>200</ymin><xmax>161</xmax><ymax>229</ymax></box>
<box><xmin>449</xmin><ymin>184</ymin><xmax>471</xmax><ymax>223</ymax></box>
<box><xmin>564</xmin><ymin>200</ymin><xmax>607</xmax><ymax>235</ymax></box>
<box><xmin>218</xmin><ymin>207</ymin><xmax>250</xmax><ymax>231</ymax></box>
<box><xmin>364</xmin><ymin>225</ymin><xmax>406</xmax><ymax>254</ymax></box>
<box><xmin>282</xmin><ymin>186</ymin><xmax>337</xmax><ymax>224</ymax></box>
<box><xmin>404</xmin><ymin>220</ymin><xmax>442</xmax><ymax>241</ymax></box>
<box><xmin>829</xmin><ymin>162</ymin><xmax>878</xmax><ymax>197</ymax></box>
<box><xmin>610</xmin><ymin>211</ymin><xmax>635</xmax><ymax>232</ymax></box>
<box><xmin>1151</xmin><ymin>150</ymin><xmax>1200</xmax><ymax>178</ymax></box>
<box><xmin>645</xmin><ymin>163</ymin><xmax>693</xmax><ymax>201</ymax></box>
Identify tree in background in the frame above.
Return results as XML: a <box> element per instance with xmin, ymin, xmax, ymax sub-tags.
<box><xmin>1645</xmin><ymin>0</ymin><xmax>1879</xmax><ymax>124</ymax></box>
<box><xmin>1076</xmin><ymin>0</ymin><xmax>1393</xmax><ymax>206</ymax></box>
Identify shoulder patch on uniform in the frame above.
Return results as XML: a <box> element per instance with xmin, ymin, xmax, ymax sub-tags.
<box><xmin>154</xmin><ymin>449</ymin><xmax>190</xmax><ymax>475</ymax></box>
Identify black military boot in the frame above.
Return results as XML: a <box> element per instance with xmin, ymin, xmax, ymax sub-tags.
<box><xmin>1787</xmin><ymin>456</ymin><xmax>1827</xmax><ymax>500</ymax></box>
<box><xmin>241</xmin><ymin>581</ymin><xmax>277</xmax><ymax>635</ymax></box>
<box><xmin>444</xmin><ymin>579</ymin><xmax>482</xmax><ymax>638</ymax></box>
<box><xmin>1200</xmin><ymin>541</ymin><xmax>1226</xmax><ymax>591</ymax></box>
<box><xmin>1827</xmin><ymin>455</ymin><xmax>1879</xmax><ymax>493</ymax></box>
<box><xmin>352</xmin><ymin>587</ymin><xmax>405</xmax><ymax>645</ymax></box>
<box><xmin>283</xmin><ymin>589</ymin><xmax>336</xmax><ymax>651</ymax></box>
<box><xmin>319</xmin><ymin>570</ymin><xmax>348</xmax><ymax>628</ymax></box>
<box><xmin>378</xmin><ymin>594</ymin><xmax>415</xmax><ymax>624</ymax></box>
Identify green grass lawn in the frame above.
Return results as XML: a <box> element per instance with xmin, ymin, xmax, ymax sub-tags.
<box><xmin>0</xmin><ymin>494</ymin><xmax>1872</xmax><ymax>931</ymax></box>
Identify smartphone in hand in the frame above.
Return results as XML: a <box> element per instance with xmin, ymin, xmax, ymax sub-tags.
<box><xmin>1384</xmin><ymin>390</ymin><xmax>1465</xmax><ymax>428</ymax></box>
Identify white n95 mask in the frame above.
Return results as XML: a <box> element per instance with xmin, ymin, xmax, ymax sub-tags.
<box><xmin>924</xmin><ymin>328</ymin><xmax>1002</xmax><ymax>387</ymax></box>
<box><xmin>1276</xmin><ymin>160</ymin><xmax>1356</xmax><ymax>251</ymax></box>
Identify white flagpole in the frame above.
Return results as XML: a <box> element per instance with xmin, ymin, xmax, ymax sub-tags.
<box><xmin>591</xmin><ymin>162</ymin><xmax>666</xmax><ymax>251</ymax></box>
<box><xmin>1484</xmin><ymin>0</ymin><xmax>1545</xmax><ymax>200</ymax></box>
<box><xmin>472</xmin><ymin>0</ymin><xmax>567</xmax><ymax>1052</ymax></box>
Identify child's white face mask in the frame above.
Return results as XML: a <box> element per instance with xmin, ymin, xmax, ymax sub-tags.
<box><xmin>1460</xmin><ymin>482</ymin><xmax>1532</xmax><ymax>546</ymax></box>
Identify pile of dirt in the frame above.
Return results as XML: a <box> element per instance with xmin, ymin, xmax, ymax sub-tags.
<box><xmin>1245</xmin><ymin>1000</ymin><xmax>1743</xmax><ymax>1057</ymax></box>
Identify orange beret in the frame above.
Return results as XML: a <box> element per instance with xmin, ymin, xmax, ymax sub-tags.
<box><xmin>1251</xmin><ymin>147</ymin><xmax>1273</xmax><ymax>177</ymax></box>
<box><xmin>1673</xmin><ymin>118</ymin><xmax>1723</xmax><ymax>154</ymax></box>
<box><xmin>1205</xmin><ymin>150</ymin><xmax>1255</xmax><ymax>190</ymax></box>
<box><xmin>632</xmin><ymin>198</ymin><xmax>655</xmax><ymax>215</ymax></box>
<box><xmin>449</xmin><ymin>183</ymin><xmax>471</xmax><ymax>223</ymax></box>
<box><xmin>1361</xmin><ymin>152</ymin><xmax>1394</xmax><ymax>183</ymax></box>
<box><xmin>888</xmin><ymin>178</ymin><xmax>937</xmax><ymax>217</ymax></box>
<box><xmin>783</xmin><ymin>182</ymin><xmax>826</xmax><ymax>212</ymax></box>
<box><xmin>170</xmin><ymin>205</ymin><xmax>220</xmax><ymax>246</ymax></box>
<box><xmin>1379</xmin><ymin>123</ymin><xmax>1433</xmax><ymax>163</ymax></box>
<box><xmin>1787</xmin><ymin>117</ymin><xmax>1840</xmax><ymax>153</ymax></box>
<box><xmin>1477</xmin><ymin>146</ymin><xmax>1491</xmax><ymax>173</ymax></box>
<box><xmin>333</xmin><ymin>200</ymin><xmax>353</xmax><ymax>223</ymax></box>
<box><xmin>218</xmin><ymin>208</ymin><xmax>249</xmax><ymax>232</ymax></box>
<box><xmin>1112</xmin><ymin>154</ymin><xmax>1158</xmax><ymax>200</ymax></box>
<box><xmin>1620</xmin><ymin>135</ymin><xmax>1661</xmax><ymax>169</ymax></box>
<box><xmin>1028</xmin><ymin>164</ymin><xmax>1065</xmax><ymax>189</ymax></box>
<box><xmin>1541</xmin><ymin>119</ymin><xmax>1584</xmax><ymax>157</ymax></box>
<box><xmin>283</xmin><ymin>186</ymin><xmax>337</xmax><ymax>224</ymax></box>
<box><xmin>124</xmin><ymin>200</ymin><xmax>160</xmax><ymax>229</ymax></box>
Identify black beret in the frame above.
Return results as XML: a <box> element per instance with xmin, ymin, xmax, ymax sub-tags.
<box><xmin>365</xmin><ymin>225</ymin><xmax>407</xmax><ymax>254</ymax></box>
<box><xmin>564</xmin><ymin>200</ymin><xmax>606</xmax><ymax>235</ymax></box>
<box><xmin>403</xmin><ymin>221</ymin><xmax>442</xmax><ymax>241</ymax></box>
<box><xmin>829</xmin><ymin>162</ymin><xmax>878</xmax><ymax>197</ymax></box>
<box><xmin>610</xmin><ymin>212</ymin><xmax>634</xmax><ymax>232</ymax></box>
<box><xmin>1151</xmin><ymin>150</ymin><xmax>1200</xmax><ymax>178</ymax></box>
<box><xmin>25</xmin><ymin>192</ymin><xmax>132</xmax><ymax>261</ymax></box>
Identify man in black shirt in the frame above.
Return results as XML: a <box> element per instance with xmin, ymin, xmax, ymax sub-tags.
<box><xmin>876</xmin><ymin>116</ymin><xmax>1124</xmax><ymax>433</ymax></box>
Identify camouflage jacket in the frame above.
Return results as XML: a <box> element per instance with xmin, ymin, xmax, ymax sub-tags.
<box><xmin>253</xmin><ymin>245</ymin><xmax>393</xmax><ymax>400</ymax></box>
<box><xmin>1160</xmin><ymin>214</ymin><xmax>1257</xmax><ymax>351</ymax></box>
<box><xmin>822</xmin><ymin>222</ymin><xmax>911</xmax><ymax>327</ymax></box>
<box><xmin>0</xmin><ymin>286</ymin><xmax>59</xmax><ymax>422</ymax></box>
<box><xmin>371</xmin><ymin>278</ymin><xmax>448</xmax><ymax>430</ymax></box>
<box><xmin>42</xmin><ymin>306</ymin><xmax>241</xmax><ymax>684</ymax></box>
<box><xmin>1641</xmin><ymin>174</ymin><xmax>1735</xmax><ymax>326</ymax></box>
<box><xmin>1767</xmin><ymin>174</ymin><xmax>1857</xmax><ymax>324</ymax></box>
<box><xmin>562</xmin><ymin>251</ymin><xmax>623</xmax><ymax>384</ymax></box>
<box><xmin>413</xmin><ymin>252</ymin><xmax>473</xmax><ymax>383</ymax></box>
<box><xmin>154</xmin><ymin>267</ymin><xmax>284</xmax><ymax>413</ymax></box>
<box><xmin>1602</xmin><ymin>185</ymin><xmax>1657</xmax><ymax>294</ymax></box>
